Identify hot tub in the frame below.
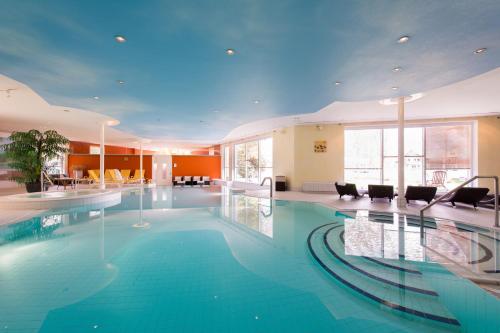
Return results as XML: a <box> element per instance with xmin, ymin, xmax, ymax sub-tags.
<box><xmin>0</xmin><ymin>190</ymin><xmax>121</xmax><ymax>210</ymax></box>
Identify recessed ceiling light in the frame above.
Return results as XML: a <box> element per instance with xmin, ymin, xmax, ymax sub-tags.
<box><xmin>117</xmin><ymin>80</ymin><xmax>125</xmax><ymax>84</ymax></box>
<box><xmin>93</xmin><ymin>96</ymin><xmax>100</xmax><ymax>100</ymax></box>
<box><xmin>114</xmin><ymin>35</ymin><xmax>126</xmax><ymax>43</ymax></box>
<box><xmin>213</xmin><ymin>110</ymin><xmax>219</xmax><ymax>113</ymax></box>
<box><xmin>392</xmin><ymin>67</ymin><xmax>402</xmax><ymax>72</ymax></box>
<box><xmin>397</xmin><ymin>36</ymin><xmax>410</xmax><ymax>43</ymax></box>
<box><xmin>474</xmin><ymin>47</ymin><xmax>487</xmax><ymax>54</ymax></box>
<box><xmin>226</xmin><ymin>48</ymin><xmax>235</xmax><ymax>55</ymax></box>
<box><xmin>391</xmin><ymin>87</ymin><xmax>399</xmax><ymax>90</ymax></box>
<box><xmin>253</xmin><ymin>100</ymin><xmax>260</xmax><ymax>104</ymax></box>
<box><xmin>334</xmin><ymin>81</ymin><xmax>341</xmax><ymax>86</ymax></box>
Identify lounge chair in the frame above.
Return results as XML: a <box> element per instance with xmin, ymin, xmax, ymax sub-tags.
<box><xmin>202</xmin><ymin>176</ymin><xmax>211</xmax><ymax>186</ymax></box>
<box><xmin>478</xmin><ymin>194</ymin><xmax>500</xmax><ymax>210</ymax></box>
<box><xmin>173</xmin><ymin>176</ymin><xmax>185</xmax><ymax>186</ymax></box>
<box><xmin>194</xmin><ymin>176</ymin><xmax>205</xmax><ymax>186</ymax></box>
<box><xmin>120</xmin><ymin>169</ymin><xmax>131</xmax><ymax>180</ymax></box>
<box><xmin>88</xmin><ymin>169</ymin><xmax>100</xmax><ymax>183</ymax></box>
<box><xmin>368</xmin><ymin>185</ymin><xmax>395</xmax><ymax>202</ymax></box>
<box><xmin>405</xmin><ymin>186</ymin><xmax>437</xmax><ymax>204</ymax></box>
<box><xmin>130</xmin><ymin>169</ymin><xmax>145</xmax><ymax>183</ymax></box>
<box><xmin>334</xmin><ymin>182</ymin><xmax>366</xmax><ymax>199</ymax></box>
<box><xmin>447</xmin><ymin>187</ymin><xmax>489</xmax><ymax>208</ymax></box>
<box><xmin>184</xmin><ymin>176</ymin><xmax>193</xmax><ymax>186</ymax></box>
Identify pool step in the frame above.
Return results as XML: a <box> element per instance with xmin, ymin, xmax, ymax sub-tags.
<box><xmin>337</xmin><ymin>229</ymin><xmax>423</xmax><ymax>274</ymax></box>
<box><xmin>307</xmin><ymin>223</ymin><xmax>460</xmax><ymax>327</ymax></box>
<box><xmin>324</xmin><ymin>226</ymin><xmax>435</xmax><ymax>295</ymax></box>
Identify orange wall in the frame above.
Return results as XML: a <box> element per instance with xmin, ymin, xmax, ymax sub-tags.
<box><xmin>68</xmin><ymin>155</ymin><xmax>153</xmax><ymax>179</ymax></box>
<box><xmin>172</xmin><ymin>155</ymin><xmax>221</xmax><ymax>179</ymax></box>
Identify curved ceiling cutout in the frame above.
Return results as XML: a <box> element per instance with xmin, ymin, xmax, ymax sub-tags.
<box><xmin>0</xmin><ymin>0</ymin><xmax>499</xmax><ymax>142</ymax></box>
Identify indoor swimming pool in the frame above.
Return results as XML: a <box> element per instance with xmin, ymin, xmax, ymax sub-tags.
<box><xmin>0</xmin><ymin>186</ymin><xmax>498</xmax><ymax>332</ymax></box>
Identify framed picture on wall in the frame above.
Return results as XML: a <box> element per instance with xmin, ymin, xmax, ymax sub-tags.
<box><xmin>314</xmin><ymin>140</ymin><xmax>327</xmax><ymax>153</ymax></box>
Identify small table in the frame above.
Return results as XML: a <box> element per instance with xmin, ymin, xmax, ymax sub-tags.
<box><xmin>55</xmin><ymin>177</ymin><xmax>75</xmax><ymax>190</ymax></box>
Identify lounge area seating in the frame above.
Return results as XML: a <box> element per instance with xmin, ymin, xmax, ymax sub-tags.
<box><xmin>172</xmin><ymin>176</ymin><xmax>212</xmax><ymax>186</ymax></box>
<box><xmin>405</xmin><ymin>186</ymin><xmax>437</xmax><ymax>204</ymax></box>
<box><xmin>368</xmin><ymin>185</ymin><xmax>395</xmax><ymax>202</ymax></box>
<box><xmin>447</xmin><ymin>187</ymin><xmax>490</xmax><ymax>208</ymax></box>
<box><xmin>334</xmin><ymin>182</ymin><xmax>366</xmax><ymax>199</ymax></box>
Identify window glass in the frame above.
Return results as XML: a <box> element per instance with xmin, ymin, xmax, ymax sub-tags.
<box><xmin>232</xmin><ymin>138</ymin><xmax>273</xmax><ymax>183</ymax></box>
<box><xmin>234</xmin><ymin>144</ymin><xmax>246</xmax><ymax>181</ymax></box>
<box><xmin>345</xmin><ymin>129</ymin><xmax>381</xmax><ymax>168</ymax></box>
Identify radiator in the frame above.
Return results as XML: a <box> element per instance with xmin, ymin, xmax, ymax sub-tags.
<box><xmin>302</xmin><ymin>182</ymin><xmax>336</xmax><ymax>192</ymax></box>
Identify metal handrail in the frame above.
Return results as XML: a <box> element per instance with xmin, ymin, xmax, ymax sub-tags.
<box><xmin>260</xmin><ymin>177</ymin><xmax>273</xmax><ymax>198</ymax></box>
<box><xmin>420</xmin><ymin>175</ymin><xmax>499</xmax><ymax>240</ymax></box>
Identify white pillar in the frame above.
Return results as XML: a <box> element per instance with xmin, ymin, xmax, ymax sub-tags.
<box><xmin>100</xmin><ymin>123</ymin><xmax>105</xmax><ymax>190</ymax></box>
<box><xmin>140</xmin><ymin>142</ymin><xmax>143</xmax><ymax>185</ymax></box>
<box><xmin>397</xmin><ymin>97</ymin><xmax>406</xmax><ymax>208</ymax></box>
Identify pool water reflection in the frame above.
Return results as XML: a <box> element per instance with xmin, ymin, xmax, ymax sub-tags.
<box><xmin>0</xmin><ymin>186</ymin><xmax>498</xmax><ymax>332</ymax></box>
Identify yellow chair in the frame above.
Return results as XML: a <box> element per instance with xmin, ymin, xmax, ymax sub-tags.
<box><xmin>88</xmin><ymin>169</ymin><xmax>100</xmax><ymax>183</ymax></box>
<box><xmin>130</xmin><ymin>169</ymin><xmax>145</xmax><ymax>183</ymax></box>
<box><xmin>120</xmin><ymin>169</ymin><xmax>131</xmax><ymax>180</ymax></box>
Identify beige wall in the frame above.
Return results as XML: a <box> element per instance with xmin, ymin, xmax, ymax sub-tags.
<box><xmin>273</xmin><ymin>116</ymin><xmax>500</xmax><ymax>192</ymax></box>
<box><xmin>293</xmin><ymin>124</ymin><xmax>344</xmax><ymax>189</ymax></box>
<box><xmin>477</xmin><ymin>116</ymin><xmax>500</xmax><ymax>188</ymax></box>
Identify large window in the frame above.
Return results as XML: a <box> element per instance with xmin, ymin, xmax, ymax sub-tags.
<box><xmin>233</xmin><ymin>138</ymin><xmax>273</xmax><ymax>183</ymax></box>
<box><xmin>344</xmin><ymin>124</ymin><xmax>472</xmax><ymax>190</ymax></box>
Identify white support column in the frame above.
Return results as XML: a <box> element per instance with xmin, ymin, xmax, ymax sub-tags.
<box><xmin>397</xmin><ymin>97</ymin><xmax>406</xmax><ymax>208</ymax></box>
<box><xmin>100</xmin><ymin>123</ymin><xmax>105</xmax><ymax>190</ymax></box>
<box><xmin>140</xmin><ymin>142</ymin><xmax>143</xmax><ymax>185</ymax></box>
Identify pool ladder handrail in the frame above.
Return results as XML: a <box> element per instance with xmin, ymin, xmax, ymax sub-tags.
<box><xmin>420</xmin><ymin>175</ymin><xmax>499</xmax><ymax>241</ymax></box>
<box><xmin>260</xmin><ymin>177</ymin><xmax>273</xmax><ymax>198</ymax></box>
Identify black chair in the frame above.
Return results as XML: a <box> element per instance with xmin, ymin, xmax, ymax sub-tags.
<box><xmin>405</xmin><ymin>186</ymin><xmax>437</xmax><ymax>204</ymax></box>
<box><xmin>335</xmin><ymin>182</ymin><xmax>366</xmax><ymax>199</ymax></box>
<box><xmin>478</xmin><ymin>194</ymin><xmax>500</xmax><ymax>210</ymax></box>
<box><xmin>368</xmin><ymin>185</ymin><xmax>395</xmax><ymax>202</ymax></box>
<box><xmin>448</xmin><ymin>187</ymin><xmax>490</xmax><ymax>208</ymax></box>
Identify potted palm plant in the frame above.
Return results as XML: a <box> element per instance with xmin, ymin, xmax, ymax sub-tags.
<box><xmin>1</xmin><ymin>130</ymin><xmax>69</xmax><ymax>192</ymax></box>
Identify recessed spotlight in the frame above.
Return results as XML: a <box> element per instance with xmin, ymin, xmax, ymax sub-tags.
<box><xmin>474</xmin><ymin>47</ymin><xmax>487</xmax><ymax>54</ymax></box>
<box><xmin>226</xmin><ymin>48</ymin><xmax>235</xmax><ymax>55</ymax></box>
<box><xmin>93</xmin><ymin>96</ymin><xmax>100</xmax><ymax>100</ymax></box>
<box><xmin>392</xmin><ymin>67</ymin><xmax>402</xmax><ymax>72</ymax></box>
<box><xmin>117</xmin><ymin>80</ymin><xmax>125</xmax><ymax>84</ymax></box>
<box><xmin>397</xmin><ymin>36</ymin><xmax>410</xmax><ymax>43</ymax></box>
<box><xmin>213</xmin><ymin>110</ymin><xmax>219</xmax><ymax>113</ymax></box>
<box><xmin>334</xmin><ymin>81</ymin><xmax>341</xmax><ymax>86</ymax></box>
<box><xmin>253</xmin><ymin>100</ymin><xmax>260</xmax><ymax>104</ymax></box>
<box><xmin>114</xmin><ymin>35</ymin><xmax>127</xmax><ymax>43</ymax></box>
<box><xmin>391</xmin><ymin>87</ymin><xmax>399</xmax><ymax>90</ymax></box>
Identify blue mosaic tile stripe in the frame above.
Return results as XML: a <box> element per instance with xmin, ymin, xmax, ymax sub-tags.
<box><xmin>306</xmin><ymin>224</ymin><xmax>461</xmax><ymax>327</ymax></box>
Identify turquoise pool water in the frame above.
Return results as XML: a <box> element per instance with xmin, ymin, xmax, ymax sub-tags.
<box><xmin>0</xmin><ymin>187</ymin><xmax>498</xmax><ymax>332</ymax></box>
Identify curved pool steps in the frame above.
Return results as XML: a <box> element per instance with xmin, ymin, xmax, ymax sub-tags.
<box><xmin>307</xmin><ymin>223</ymin><xmax>460</xmax><ymax>327</ymax></box>
<box><xmin>338</xmin><ymin>230</ymin><xmax>422</xmax><ymax>275</ymax></box>
<box><xmin>324</xmin><ymin>226</ymin><xmax>435</xmax><ymax>295</ymax></box>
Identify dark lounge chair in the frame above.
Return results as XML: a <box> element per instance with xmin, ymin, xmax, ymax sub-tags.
<box><xmin>447</xmin><ymin>187</ymin><xmax>490</xmax><ymax>208</ymax></box>
<box><xmin>335</xmin><ymin>182</ymin><xmax>366</xmax><ymax>199</ymax></box>
<box><xmin>368</xmin><ymin>185</ymin><xmax>395</xmax><ymax>202</ymax></box>
<box><xmin>405</xmin><ymin>186</ymin><xmax>437</xmax><ymax>204</ymax></box>
<box><xmin>478</xmin><ymin>194</ymin><xmax>500</xmax><ymax>210</ymax></box>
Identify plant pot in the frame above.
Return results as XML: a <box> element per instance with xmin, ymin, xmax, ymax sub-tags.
<box><xmin>25</xmin><ymin>182</ymin><xmax>49</xmax><ymax>193</ymax></box>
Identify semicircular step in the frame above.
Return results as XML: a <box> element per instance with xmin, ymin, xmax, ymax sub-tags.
<box><xmin>337</xmin><ymin>229</ymin><xmax>422</xmax><ymax>274</ymax></box>
<box><xmin>307</xmin><ymin>223</ymin><xmax>460</xmax><ymax>327</ymax></box>
<box><xmin>324</xmin><ymin>225</ymin><xmax>436</xmax><ymax>295</ymax></box>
